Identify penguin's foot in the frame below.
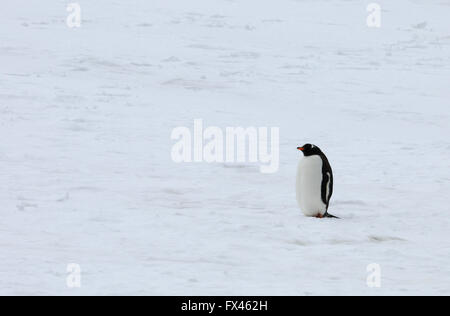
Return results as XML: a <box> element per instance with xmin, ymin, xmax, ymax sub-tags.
<box><xmin>315</xmin><ymin>213</ymin><xmax>339</xmax><ymax>219</ymax></box>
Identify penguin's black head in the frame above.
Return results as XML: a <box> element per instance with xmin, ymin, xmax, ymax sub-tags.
<box><xmin>297</xmin><ymin>144</ymin><xmax>321</xmax><ymax>156</ymax></box>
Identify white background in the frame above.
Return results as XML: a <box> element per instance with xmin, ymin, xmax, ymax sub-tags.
<box><xmin>0</xmin><ymin>0</ymin><xmax>449</xmax><ymax>295</ymax></box>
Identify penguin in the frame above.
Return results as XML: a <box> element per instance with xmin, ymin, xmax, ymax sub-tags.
<box><xmin>296</xmin><ymin>144</ymin><xmax>338</xmax><ymax>219</ymax></box>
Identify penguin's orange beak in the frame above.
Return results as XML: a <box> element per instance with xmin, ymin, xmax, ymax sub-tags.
<box><xmin>297</xmin><ymin>147</ymin><xmax>304</xmax><ymax>151</ymax></box>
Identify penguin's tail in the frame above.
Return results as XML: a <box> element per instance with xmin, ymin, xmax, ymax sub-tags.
<box><xmin>324</xmin><ymin>212</ymin><xmax>340</xmax><ymax>219</ymax></box>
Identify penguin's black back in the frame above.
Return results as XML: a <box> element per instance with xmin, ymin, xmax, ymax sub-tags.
<box><xmin>319</xmin><ymin>152</ymin><xmax>333</xmax><ymax>210</ymax></box>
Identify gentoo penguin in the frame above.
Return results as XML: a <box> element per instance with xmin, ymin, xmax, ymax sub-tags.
<box><xmin>296</xmin><ymin>144</ymin><xmax>338</xmax><ymax>218</ymax></box>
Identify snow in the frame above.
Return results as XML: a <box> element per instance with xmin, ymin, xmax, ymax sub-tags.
<box><xmin>1</xmin><ymin>0</ymin><xmax>449</xmax><ymax>295</ymax></box>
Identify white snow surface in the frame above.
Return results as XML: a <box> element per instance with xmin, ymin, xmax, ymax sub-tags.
<box><xmin>1</xmin><ymin>0</ymin><xmax>450</xmax><ymax>295</ymax></box>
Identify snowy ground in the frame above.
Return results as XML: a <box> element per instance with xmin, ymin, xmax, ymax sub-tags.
<box><xmin>1</xmin><ymin>0</ymin><xmax>450</xmax><ymax>295</ymax></box>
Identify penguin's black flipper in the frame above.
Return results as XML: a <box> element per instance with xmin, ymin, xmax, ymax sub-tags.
<box><xmin>324</xmin><ymin>212</ymin><xmax>340</xmax><ymax>219</ymax></box>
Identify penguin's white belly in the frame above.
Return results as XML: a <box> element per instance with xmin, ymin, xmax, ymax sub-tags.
<box><xmin>296</xmin><ymin>156</ymin><xmax>327</xmax><ymax>216</ymax></box>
